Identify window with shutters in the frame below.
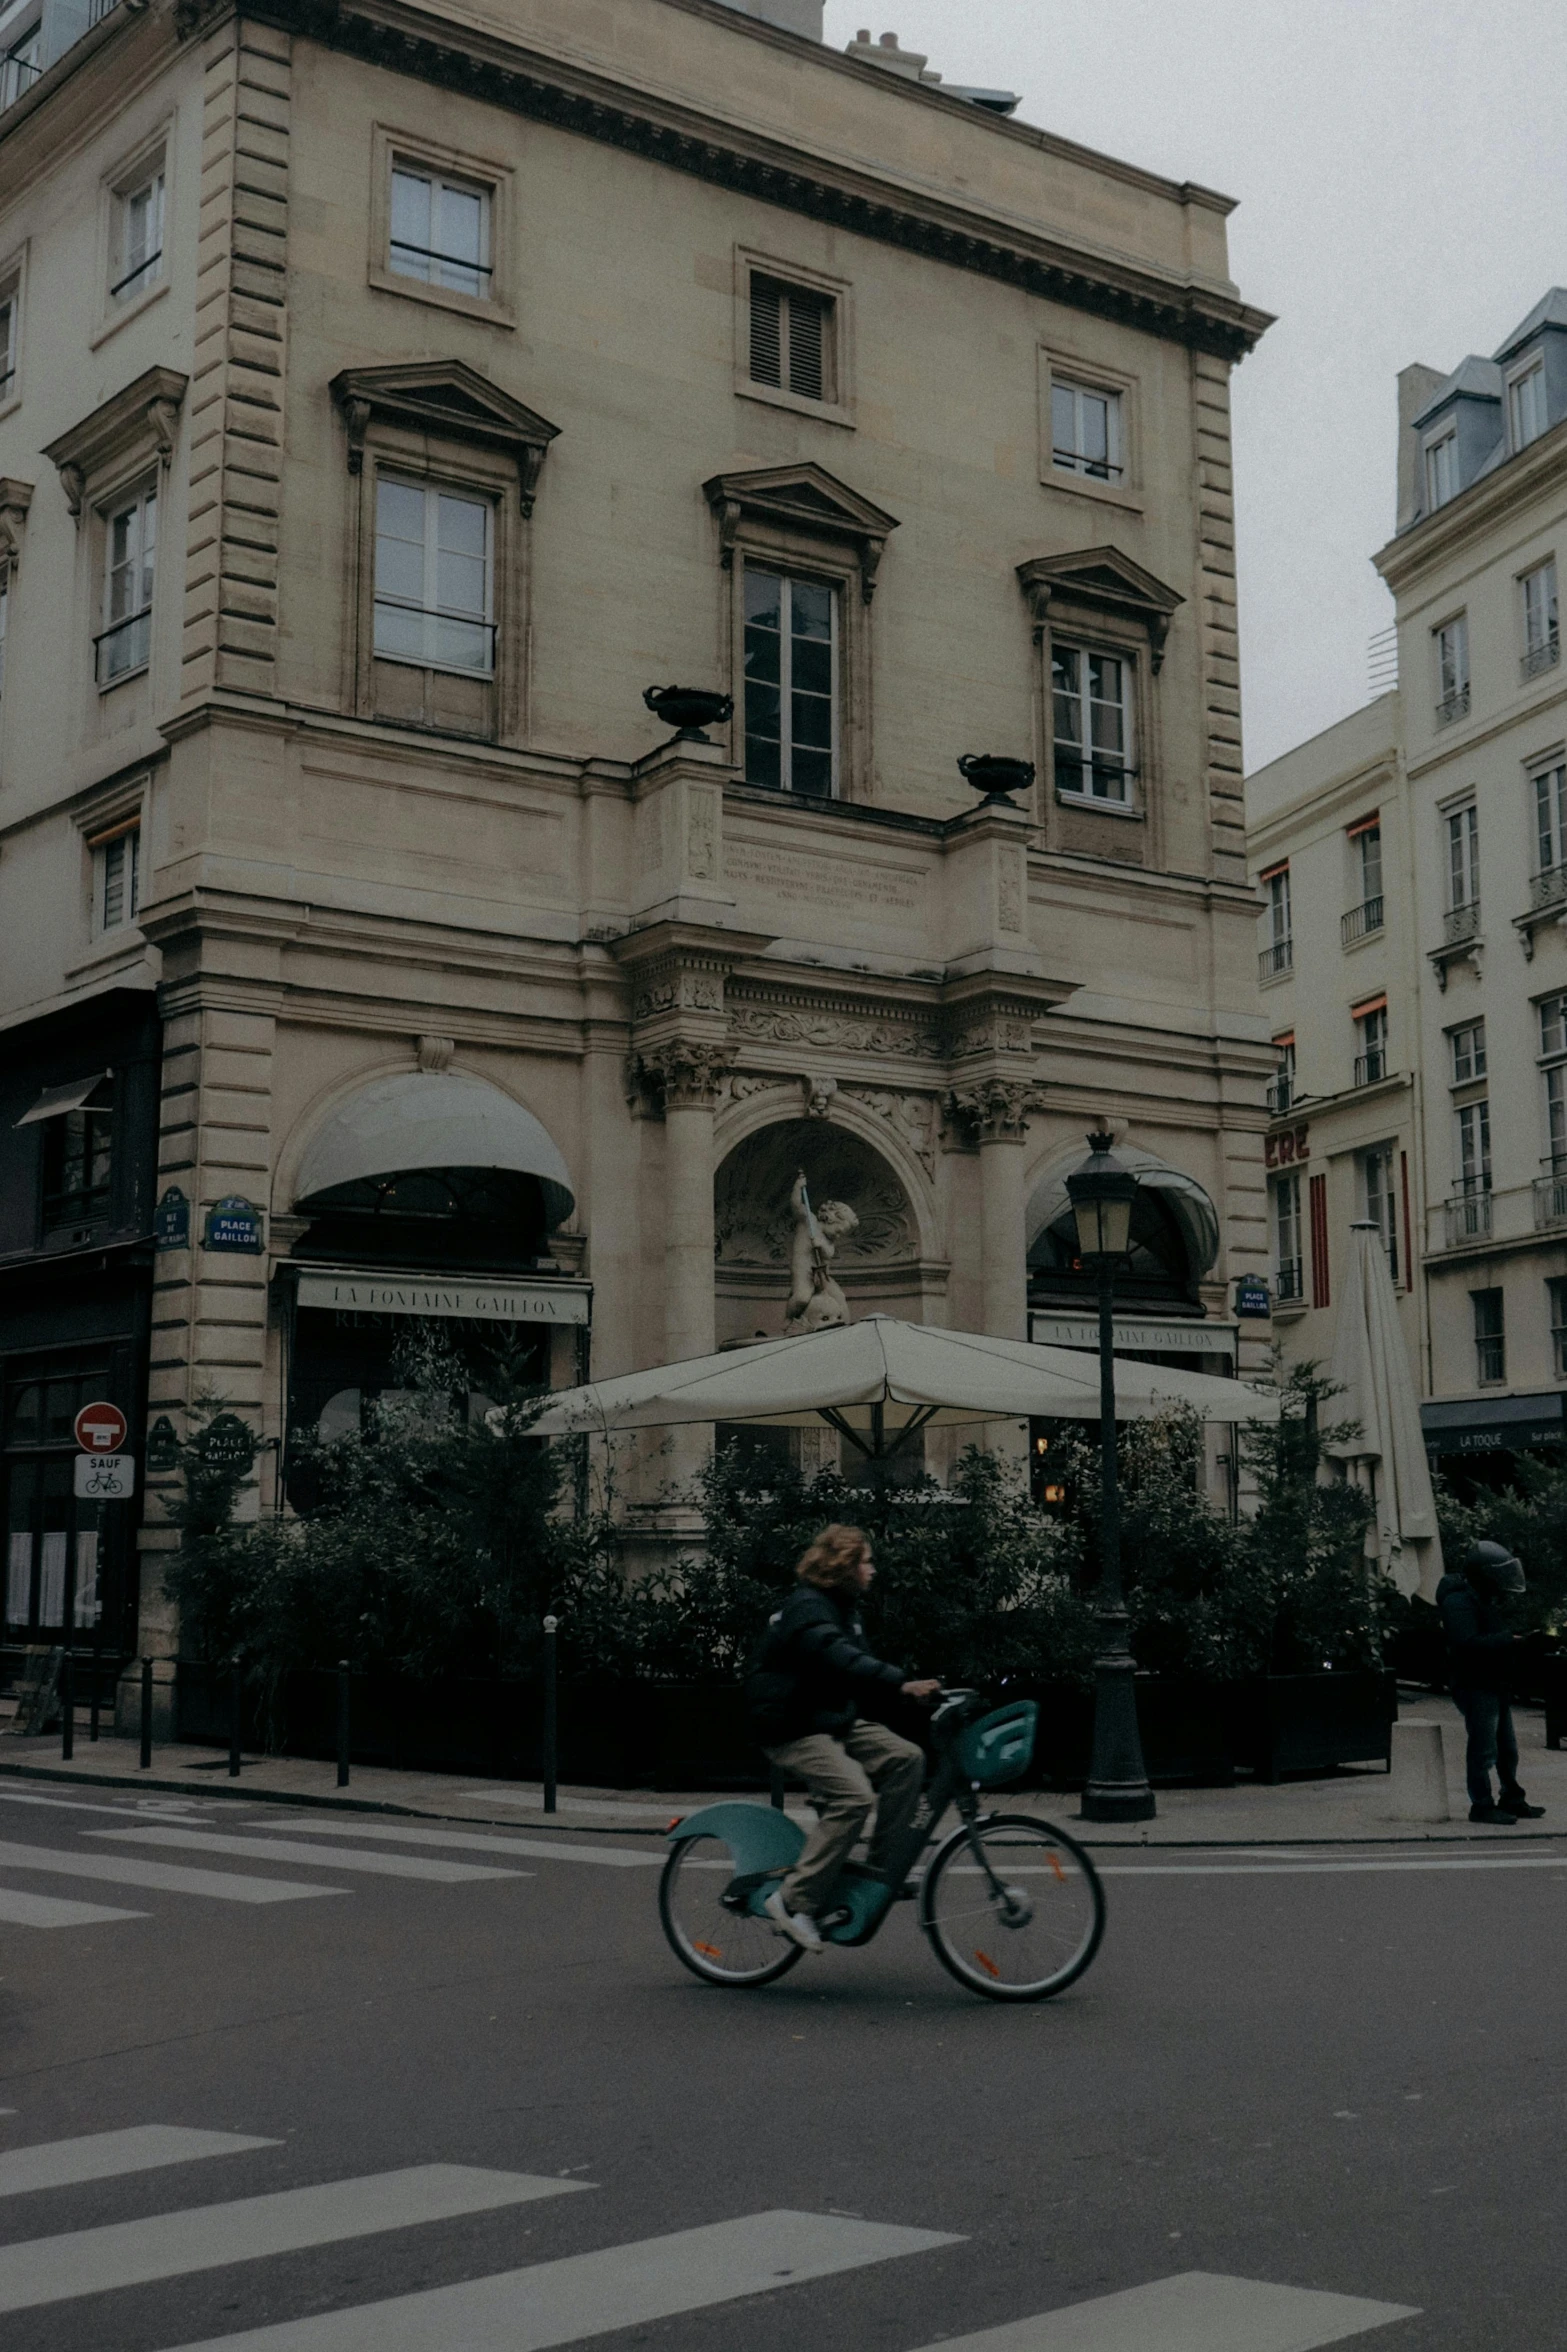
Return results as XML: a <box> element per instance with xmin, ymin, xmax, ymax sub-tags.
<box><xmin>91</xmin><ymin>823</ymin><xmax>140</xmax><ymax>934</ymax></box>
<box><xmin>735</xmin><ymin>253</ymin><xmax>850</xmax><ymax>423</ymax></box>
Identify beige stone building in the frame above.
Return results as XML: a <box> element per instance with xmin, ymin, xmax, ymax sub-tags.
<box><xmin>0</xmin><ymin>0</ymin><xmax>1274</xmax><ymax>1673</ymax></box>
<box><xmin>1248</xmin><ymin>290</ymin><xmax>1567</xmax><ymax>1493</ymax></box>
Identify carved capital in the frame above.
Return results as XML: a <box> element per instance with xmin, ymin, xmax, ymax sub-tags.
<box><xmin>630</xmin><ymin>1040</ymin><xmax>733</xmax><ymax>1114</ymax></box>
<box><xmin>944</xmin><ymin>1078</ymin><xmax>1047</xmax><ymax>1147</ymax></box>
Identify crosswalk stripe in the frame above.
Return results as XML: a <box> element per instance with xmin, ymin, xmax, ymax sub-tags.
<box><xmin>88</xmin><ymin>1828</ymin><xmax>527</xmax><ymax>1884</ymax></box>
<box><xmin>240</xmin><ymin>1819</ymin><xmax>664</xmax><ymax>1868</ymax></box>
<box><xmin>152</xmin><ymin>2208</ymin><xmax>959</xmax><ymax>2351</ymax></box>
<box><xmin>0</xmin><ymin>1839</ymin><xmax>344</xmax><ymax>1905</ymax></box>
<box><xmin>0</xmin><ymin>1886</ymin><xmax>145</xmax><ymax>1929</ymax></box>
<box><xmin>0</xmin><ymin>2127</ymin><xmax>277</xmax><ymax>2200</ymax></box>
<box><xmin>1100</xmin><ymin>1856</ymin><xmax>1567</xmax><ymax>1877</ymax></box>
<box><xmin>0</xmin><ymin>2163</ymin><xmax>588</xmax><ymax>2314</ymax></box>
<box><xmin>904</xmin><ymin>2270</ymin><xmax>1419</xmax><ymax>2350</ymax></box>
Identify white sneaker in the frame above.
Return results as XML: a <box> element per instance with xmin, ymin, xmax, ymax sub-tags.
<box><xmin>764</xmin><ymin>1888</ymin><xmax>823</xmax><ymax>1951</ymax></box>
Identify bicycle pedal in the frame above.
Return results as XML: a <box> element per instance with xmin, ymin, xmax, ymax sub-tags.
<box><xmin>817</xmin><ymin>1906</ymin><xmax>852</xmax><ymax>1930</ymax></box>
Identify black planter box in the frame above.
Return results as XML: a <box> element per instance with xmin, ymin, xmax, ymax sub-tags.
<box><xmin>1542</xmin><ymin>1657</ymin><xmax>1567</xmax><ymax>1751</ymax></box>
<box><xmin>1019</xmin><ymin>1679</ymin><xmax>1234</xmax><ymax>1789</ymax></box>
<box><xmin>1226</xmin><ymin>1670</ymin><xmax>1397</xmax><ymax>1782</ymax></box>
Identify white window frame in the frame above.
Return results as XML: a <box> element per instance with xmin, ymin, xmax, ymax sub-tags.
<box><xmin>1434</xmin><ymin>613</ymin><xmax>1469</xmax><ymax>710</ymax></box>
<box><xmin>97</xmin><ymin>482</ymin><xmax>156</xmax><ymax>688</ymax></box>
<box><xmin>1351</xmin><ymin>820</ymin><xmax>1382</xmax><ymax>908</ymax></box>
<box><xmin>1549</xmin><ymin>1277</ymin><xmax>1567</xmax><ymax>1381</ymax></box>
<box><xmin>1051</xmin><ymin>640</ymin><xmax>1135</xmax><ymax>805</ymax></box>
<box><xmin>388</xmin><ymin>160</ymin><xmax>492</xmax><ymax>300</ymax></box>
<box><xmin>1455</xmin><ymin>1098</ymin><xmax>1491</xmax><ymax>1194</ymax></box>
<box><xmin>1354</xmin><ymin>1002</ymin><xmax>1388</xmax><ymax>1086</ymax></box>
<box><xmin>1472</xmin><ymin>1287</ymin><xmax>1505</xmax><ymax>1386</ymax></box>
<box><xmin>109</xmin><ymin>157</ymin><xmax>165</xmax><ymax>307</ymax></box>
<box><xmin>1446</xmin><ymin>800</ymin><xmax>1479</xmax><ymax>908</ymax></box>
<box><xmin>372</xmin><ymin>476</ymin><xmax>495</xmax><ymax>679</ymax></box>
<box><xmin>1509</xmin><ymin>358</ymin><xmax>1548</xmax><ymax>452</ymax></box>
<box><xmin>1448</xmin><ymin>1019</ymin><xmax>1486</xmax><ymax>1086</ymax></box>
<box><xmin>1522</xmin><ymin>557</ymin><xmax>1559</xmax><ymax>668</ymax></box>
<box><xmin>1425</xmin><ymin>428</ymin><xmax>1459</xmax><ymax>510</ymax></box>
<box><xmin>1050</xmin><ymin>377</ymin><xmax>1124</xmax><ymax>483</ymax></box>
<box><xmin>0</xmin><ymin>17</ymin><xmax>40</xmax><ymax>110</ymax></box>
<box><xmin>740</xmin><ymin>563</ymin><xmax>840</xmax><ymax>800</ymax></box>
<box><xmin>1272</xmin><ymin>1170</ymin><xmax>1303</xmax><ymax>1303</ymax></box>
<box><xmin>1359</xmin><ymin>1143</ymin><xmax>1399</xmax><ymax>1282</ymax></box>
<box><xmin>1533</xmin><ymin>760</ymin><xmax>1567</xmax><ymax>876</ymax></box>
<box><xmin>91</xmin><ymin>821</ymin><xmax>140</xmax><ymax>934</ymax></box>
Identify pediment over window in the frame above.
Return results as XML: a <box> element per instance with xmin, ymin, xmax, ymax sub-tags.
<box><xmin>43</xmin><ymin>367</ymin><xmax>188</xmax><ymax>519</ymax></box>
<box><xmin>704</xmin><ymin>462</ymin><xmax>900</xmax><ymax>601</ymax></box>
<box><xmin>1017</xmin><ymin>546</ymin><xmax>1184</xmax><ymax>671</ymax></box>
<box><xmin>330</xmin><ymin>362</ymin><xmax>561</xmax><ymax>513</ymax></box>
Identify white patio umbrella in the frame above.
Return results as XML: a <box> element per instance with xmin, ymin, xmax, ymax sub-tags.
<box><xmin>1326</xmin><ymin>1222</ymin><xmax>1444</xmax><ymax>1601</ymax></box>
<box><xmin>526</xmin><ymin>1314</ymin><xmax>1278</xmax><ymax>1457</ymax></box>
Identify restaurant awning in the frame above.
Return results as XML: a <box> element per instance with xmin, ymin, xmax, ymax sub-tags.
<box><xmin>15</xmin><ymin>1073</ymin><xmax>111</xmax><ymax>1125</ymax></box>
<box><xmin>294</xmin><ymin>1073</ymin><xmax>575</xmax><ymax>1227</ymax></box>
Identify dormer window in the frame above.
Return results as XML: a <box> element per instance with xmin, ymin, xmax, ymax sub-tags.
<box><xmin>1425</xmin><ymin>429</ymin><xmax>1459</xmax><ymax>510</ymax></box>
<box><xmin>1510</xmin><ymin>359</ymin><xmax>1548</xmax><ymax>451</ymax></box>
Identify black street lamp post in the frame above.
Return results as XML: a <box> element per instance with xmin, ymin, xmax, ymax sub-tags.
<box><xmin>1065</xmin><ymin>1128</ymin><xmax>1157</xmax><ymax>1823</ymax></box>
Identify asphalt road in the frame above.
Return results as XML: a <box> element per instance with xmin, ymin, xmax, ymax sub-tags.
<box><xmin>0</xmin><ymin>1780</ymin><xmax>1562</xmax><ymax>2352</ymax></box>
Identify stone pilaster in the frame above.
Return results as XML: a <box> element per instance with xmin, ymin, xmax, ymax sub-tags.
<box><xmin>1193</xmin><ymin>351</ymin><xmax>1246</xmax><ymax>884</ymax></box>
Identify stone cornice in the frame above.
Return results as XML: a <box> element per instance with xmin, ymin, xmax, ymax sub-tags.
<box><xmin>1375</xmin><ymin>416</ymin><xmax>1567</xmax><ymax>593</ymax></box>
<box><xmin>174</xmin><ymin>0</ymin><xmax>1269</xmax><ymax>361</ymax></box>
<box><xmin>43</xmin><ymin>365</ymin><xmax>188</xmax><ymax>516</ymax></box>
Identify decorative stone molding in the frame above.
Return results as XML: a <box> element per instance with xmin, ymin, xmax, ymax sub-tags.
<box><xmin>631</xmin><ymin>1039</ymin><xmax>733</xmax><ymax>1113</ymax></box>
<box><xmin>1017</xmin><ymin>545</ymin><xmax>1184</xmax><ymax>673</ymax></box>
<box><xmin>704</xmin><ymin>463</ymin><xmax>899</xmax><ymax>603</ymax></box>
<box><xmin>0</xmin><ymin>478</ymin><xmax>33</xmax><ymax>569</ymax></box>
<box><xmin>728</xmin><ymin>1002</ymin><xmax>945</xmax><ymax>1059</ymax></box>
<box><xmin>416</xmin><ymin>1034</ymin><xmax>455</xmax><ymax>1071</ymax></box>
<box><xmin>632</xmin><ymin>966</ymin><xmax>724</xmax><ymax>1022</ymax></box>
<box><xmin>841</xmin><ymin>1086</ymin><xmax>938</xmax><ymax>1174</ymax></box>
<box><xmin>330</xmin><ymin>361</ymin><xmax>561</xmax><ymax>513</ymax></box>
<box><xmin>43</xmin><ymin>366</ymin><xmax>188</xmax><ymax>518</ymax></box>
<box><xmin>802</xmin><ymin>1074</ymin><xmax>839</xmax><ymax>1117</ymax></box>
<box><xmin>944</xmin><ymin>1077</ymin><xmax>1048</xmax><ymax>1147</ymax></box>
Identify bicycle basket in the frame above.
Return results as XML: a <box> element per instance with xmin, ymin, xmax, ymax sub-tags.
<box><xmin>958</xmin><ymin>1700</ymin><xmax>1038</xmax><ymax>1788</ymax></box>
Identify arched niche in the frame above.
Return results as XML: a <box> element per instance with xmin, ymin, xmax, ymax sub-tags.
<box><xmin>1025</xmin><ymin>1144</ymin><xmax>1219</xmax><ymax>1316</ymax></box>
<box><xmin>713</xmin><ymin>1116</ymin><xmax>927</xmax><ymax>1347</ymax></box>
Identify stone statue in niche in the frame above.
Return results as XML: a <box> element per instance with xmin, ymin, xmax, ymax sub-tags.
<box><xmin>785</xmin><ymin>1171</ymin><xmax>859</xmax><ymax>1332</ymax></box>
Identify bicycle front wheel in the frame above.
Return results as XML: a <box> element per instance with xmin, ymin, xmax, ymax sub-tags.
<box><xmin>921</xmin><ymin>1813</ymin><xmax>1105</xmax><ymax>2002</ymax></box>
<box><xmin>659</xmin><ymin>1834</ymin><xmax>804</xmax><ymax>1989</ymax></box>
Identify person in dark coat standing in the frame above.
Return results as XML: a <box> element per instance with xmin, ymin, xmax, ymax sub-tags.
<box><xmin>745</xmin><ymin>1522</ymin><xmax>939</xmax><ymax>1951</ymax></box>
<box><xmin>1435</xmin><ymin>1540</ymin><xmax>1545</xmax><ymax>1824</ymax></box>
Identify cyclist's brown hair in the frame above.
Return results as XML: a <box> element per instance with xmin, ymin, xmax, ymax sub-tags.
<box><xmin>794</xmin><ymin>1523</ymin><xmax>871</xmax><ymax>1591</ymax></box>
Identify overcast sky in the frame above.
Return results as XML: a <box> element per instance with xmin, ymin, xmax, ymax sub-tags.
<box><xmin>820</xmin><ymin>0</ymin><xmax>1567</xmax><ymax>771</ymax></box>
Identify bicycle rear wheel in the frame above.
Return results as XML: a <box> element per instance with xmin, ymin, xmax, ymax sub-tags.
<box><xmin>921</xmin><ymin>1813</ymin><xmax>1104</xmax><ymax>2002</ymax></box>
<box><xmin>659</xmin><ymin>1834</ymin><xmax>804</xmax><ymax>1989</ymax></box>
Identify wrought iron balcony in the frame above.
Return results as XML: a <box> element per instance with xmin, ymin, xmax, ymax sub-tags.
<box><xmin>1445</xmin><ymin>1185</ymin><xmax>1493</xmax><ymax>1247</ymax></box>
<box><xmin>1258</xmin><ymin>938</ymin><xmax>1293</xmax><ymax>982</ymax></box>
<box><xmin>1435</xmin><ymin>685</ymin><xmax>1471</xmax><ymax>727</ymax></box>
<box><xmin>1523</xmin><ymin>631</ymin><xmax>1560</xmax><ymax>681</ymax></box>
<box><xmin>1265</xmin><ymin>1073</ymin><xmax>1294</xmax><ymax>1116</ymax></box>
<box><xmin>1352</xmin><ymin>1050</ymin><xmax>1388</xmax><ymax>1088</ymax></box>
<box><xmin>1341</xmin><ymin>896</ymin><xmax>1384</xmax><ymax>947</ymax></box>
<box><xmin>1274</xmin><ymin>1259</ymin><xmax>1304</xmax><ymax>1304</ymax></box>
<box><xmin>1535</xmin><ymin>1167</ymin><xmax>1567</xmax><ymax>1230</ymax></box>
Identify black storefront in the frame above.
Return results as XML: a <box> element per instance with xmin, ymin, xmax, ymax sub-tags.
<box><xmin>1421</xmin><ymin>1391</ymin><xmax>1567</xmax><ymax>1503</ymax></box>
<box><xmin>0</xmin><ymin>989</ymin><xmax>160</xmax><ymax>1681</ymax></box>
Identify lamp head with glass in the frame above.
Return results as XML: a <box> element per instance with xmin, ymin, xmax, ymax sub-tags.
<box><xmin>1065</xmin><ymin>1128</ymin><xmax>1138</xmax><ymax>1262</ymax></box>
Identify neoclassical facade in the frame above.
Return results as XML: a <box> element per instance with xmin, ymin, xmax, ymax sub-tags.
<box><xmin>0</xmin><ymin>0</ymin><xmax>1274</xmax><ymax>1667</ymax></box>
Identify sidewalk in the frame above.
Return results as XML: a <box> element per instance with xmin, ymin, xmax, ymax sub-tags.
<box><xmin>2</xmin><ymin>1692</ymin><xmax>1562</xmax><ymax>1845</ymax></box>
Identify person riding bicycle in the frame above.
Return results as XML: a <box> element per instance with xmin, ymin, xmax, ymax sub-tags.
<box><xmin>745</xmin><ymin>1522</ymin><xmax>939</xmax><ymax>1952</ymax></box>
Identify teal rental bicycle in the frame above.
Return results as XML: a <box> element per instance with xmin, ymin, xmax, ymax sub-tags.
<box><xmin>659</xmin><ymin>1690</ymin><xmax>1105</xmax><ymax>2003</ymax></box>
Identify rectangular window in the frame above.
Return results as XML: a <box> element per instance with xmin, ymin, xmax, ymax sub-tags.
<box><xmin>1434</xmin><ymin>614</ymin><xmax>1469</xmax><ymax>722</ymax></box>
<box><xmin>1535</xmin><ymin>762</ymin><xmax>1567</xmax><ymax>877</ymax></box>
<box><xmin>1343</xmin><ymin>818</ymin><xmax>1383</xmax><ymax>943</ymax></box>
<box><xmin>1052</xmin><ymin>644</ymin><xmax>1132</xmax><ymax>802</ymax></box>
<box><xmin>97</xmin><ymin>487</ymin><xmax>155</xmax><ymax>685</ymax></box>
<box><xmin>1472</xmin><ymin>1287</ymin><xmax>1505</xmax><ymax>1385</ymax></box>
<box><xmin>1549</xmin><ymin>1278</ymin><xmax>1567</xmax><ymax>1380</ymax></box>
<box><xmin>1446</xmin><ymin>802</ymin><xmax>1479</xmax><ymax>908</ymax></box>
<box><xmin>0</xmin><ymin>273</ymin><xmax>16</xmax><ymax>401</ymax></box>
<box><xmin>1</xmin><ymin>25</ymin><xmax>40</xmax><ymax>109</ymax></box>
<box><xmin>93</xmin><ymin>825</ymin><xmax>140</xmax><ymax>931</ymax></box>
<box><xmin>1360</xmin><ymin>1144</ymin><xmax>1399</xmax><ymax>1282</ymax></box>
<box><xmin>1354</xmin><ymin>1001</ymin><xmax>1388</xmax><ymax>1087</ymax></box>
<box><xmin>1269</xmin><ymin>1033</ymin><xmax>1296</xmax><ymax>1115</ymax></box>
<box><xmin>743</xmin><ymin>568</ymin><xmax>836</xmax><ymax>798</ymax></box>
<box><xmin>373</xmin><ymin>479</ymin><xmax>493</xmax><ymax>675</ymax></box>
<box><xmin>1050</xmin><ymin>379</ymin><xmax>1123</xmax><ymax>482</ymax></box>
<box><xmin>1259</xmin><ymin>866</ymin><xmax>1292</xmax><ymax>978</ymax></box>
<box><xmin>1510</xmin><ymin>361</ymin><xmax>1547</xmax><ymax>451</ymax></box>
<box><xmin>1273</xmin><ymin>1170</ymin><xmax>1303</xmax><ymax>1302</ymax></box>
<box><xmin>111</xmin><ymin>162</ymin><xmax>165</xmax><ymax>304</ymax></box>
<box><xmin>389</xmin><ymin>164</ymin><xmax>491</xmax><ymax>300</ymax></box>
<box><xmin>1455</xmin><ymin>1100</ymin><xmax>1491</xmax><ymax>1194</ymax></box>
<box><xmin>1522</xmin><ymin>558</ymin><xmax>1559</xmax><ymax>673</ymax></box>
<box><xmin>1354</xmin><ymin>821</ymin><xmax>1383</xmax><ymax>906</ymax></box>
<box><xmin>41</xmin><ymin>1102</ymin><xmax>113</xmax><ymax>1234</ymax></box>
<box><xmin>1541</xmin><ymin>991</ymin><xmax>1567</xmax><ymax>1060</ymax></box>
<box><xmin>1449</xmin><ymin>1019</ymin><xmax>1486</xmax><ymax>1085</ymax></box>
<box><xmin>1549</xmin><ymin>1064</ymin><xmax>1567</xmax><ymax>1171</ymax></box>
<box><xmin>1426</xmin><ymin>430</ymin><xmax>1459</xmax><ymax>510</ymax></box>
<box><xmin>749</xmin><ymin>276</ymin><xmax>834</xmax><ymax>404</ymax></box>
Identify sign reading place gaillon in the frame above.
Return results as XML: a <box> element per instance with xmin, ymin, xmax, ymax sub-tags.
<box><xmin>294</xmin><ymin>1273</ymin><xmax>591</xmax><ymax>1324</ymax></box>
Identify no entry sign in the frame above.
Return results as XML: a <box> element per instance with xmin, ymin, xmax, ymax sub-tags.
<box><xmin>74</xmin><ymin>1400</ymin><xmax>128</xmax><ymax>1453</ymax></box>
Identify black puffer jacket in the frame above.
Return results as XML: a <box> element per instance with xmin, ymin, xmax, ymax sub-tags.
<box><xmin>1435</xmin><ymin>1570</ymin><xmax>1516</xmax><ymax>1695</ymax></box>
<box><xmin>745</xmin><ymin>1585</ymin><xmax>907</xmax><ymax>1742</ymax></box>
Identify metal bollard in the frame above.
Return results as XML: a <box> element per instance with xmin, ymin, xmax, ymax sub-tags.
<box><xmin>89</xmin><ymin>1619</ymin><xmax>102</xmax><ymax>1743</ymax></box>
<box><xmin>228</xmin><ymin>1660</ymin><xmax>242</xmax><ymax>1778</ymax></box>
<box><xmin>139</xmin><ymin>1656</ymin><xmax>153</xmax><ymax>1769</ymax></box>
<box><xmin>541</xmin><ymin>1615</ymin><xmax>558</xmax><ymax>1815</ymax></box>
<box><xmin>60</xmin><ymin>1653</ymin><xmax>74</xmax><ymax>1763</ymax></box>
<box><xmin>769</xmin><ymin>1761</ymin><xmax>786</xmax><ymax>1811</ymax></box>
<box><xmin>336</xmin><ymin>1661</ymin><xmax>350</xmax><ymax>1789</ymax></box>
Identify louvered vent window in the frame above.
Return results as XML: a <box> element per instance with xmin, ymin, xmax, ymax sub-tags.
<box><xmin>750</xmin><ymin>276</ymin><xmax>833</xmax><ymax>403</ymax></box>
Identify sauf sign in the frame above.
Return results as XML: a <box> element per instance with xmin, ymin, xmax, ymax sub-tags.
<box><xmin>1264</xmin><ymin>1123</ymin><xmax>1310</xmax><ymax>1169</ymax></box>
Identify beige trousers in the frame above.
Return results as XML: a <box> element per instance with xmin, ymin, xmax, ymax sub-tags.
<box><xmin>765</xmin><ymin>1717</ymin><xmax>925</xmax><ymax>1916</ymax></box>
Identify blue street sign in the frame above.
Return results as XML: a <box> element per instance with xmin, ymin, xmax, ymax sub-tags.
<box><xmin>154</xmin><ymin>1186</ymin><xmax>190</xmax><ymax>1249</ymax></box>
<box><xmin>1235</xmin><ymin>1275</ymin><xmax>1272</xmax><ymax>1320</ymax></box>
<box><xmin>204</xmin><ymin>1195</ymin><xmax>264</xmax><ymax>1253</ymax></box>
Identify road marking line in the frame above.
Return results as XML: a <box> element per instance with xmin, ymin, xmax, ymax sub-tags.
<box><xmin>88</xmin><ymin>1828</ymin><xmax>527</xmax><ymax>1884</ymax></box>
<box><xmin>905</xmin><ymin>2268</ymin><xmax>1418</xmax><ymax>2349</ymax></box>
<box><xmin>243</xmin><ymin>1819</ymin><xmax>664</xmax><ymax>1868</ymax></box>
<box><xmin>0</xmin><ymin>1840</ymin><xmax>344</xmax><ymax>1905</ymax></box>
<box><xmin>0</xmin><ymin>1790</ymin><xmax>208</xmax><ymax>1820</ymax></box>
<box><xmin>0</xmin><ymin>2164</ymin><xmax>588</xmax><ymax>2313</ymax></box>
<box><xmin>0</xmin><ymin>1886</ymin><xmax>146</xmax><ymax>1929</ymax></box>
<box><xmin>0</xmin><ymin>2127</ymin><xmax>277</xmax><ymax>2200</ymax></box>
<box><xmin>458</xmin><ymin>1787</ymin><xmax>700</xmax><ymax>1820</ymax></box>
<box><xmin>1099</xmin><ymin>1855</ymin><xmax>1567</xmax><ymax>1877</ymax></box>
<box><xmin>152</xmin><ymin>2208</ymin><xmax>959</xmax><ymax>2351</ymax></box>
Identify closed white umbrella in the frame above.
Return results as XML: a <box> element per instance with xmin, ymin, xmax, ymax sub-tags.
<box><xmin>526</xmin><ymin>1314</ymin><xmax>1278</xmax><ymax>1456</ymax></box>
<box><xmin>1326</xmin><ymin>1222</ymin><xmax>1443</xmax><ymax>1601</ymax></box>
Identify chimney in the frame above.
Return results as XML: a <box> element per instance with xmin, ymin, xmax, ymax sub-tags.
<box><xmin>1395</xmin><ymin>362</ymin><xmax>1447</xmax><ymax>532</ymax></box>
<box><xmin>716</xmin><ymin>0</ymin><xmax>824</xmax><ymax>37</ymax></box>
